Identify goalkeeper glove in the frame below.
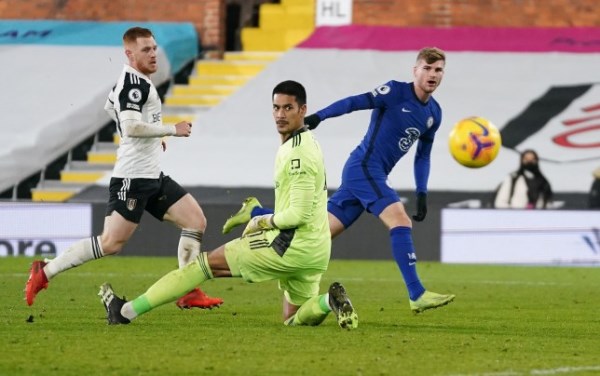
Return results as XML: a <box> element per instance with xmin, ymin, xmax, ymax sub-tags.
<box><xmin>242</xmin><ymin>214</ymin><xmax>277</xmax><ymax>236</ymax></box>
<box><xmin>411</xmin><ymin>192</ymin><xmax>427</xmax><ymax>222</ymax></box>
<box><xmin>304</xmin><ymin>114</ymin><xmax>321</xmax><ymax>130</ymax></box>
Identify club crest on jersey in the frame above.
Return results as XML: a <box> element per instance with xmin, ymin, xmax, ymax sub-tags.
<box><xmin>427</xmin><ymin>116</ymin><xmax>434</xmax><ymax>128</ymax></box>
<box><xmin>126</xmin><ymin>198</ymin><xmax>137</xmax><ymax>211</ymax></box>
<box><xmin>128</xmin><ymin>88</ymin><xmax>142</xmax><ymax>103</ymax></box>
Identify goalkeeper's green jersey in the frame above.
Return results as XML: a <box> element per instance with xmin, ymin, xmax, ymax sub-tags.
<box><xmin>271</xmin><ymin>129</ymin><xmax>330</xmax><ymax>263</ymax></box>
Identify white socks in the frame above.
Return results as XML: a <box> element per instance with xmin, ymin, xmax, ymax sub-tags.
<box><xmin>44</xmin><ymin>236</ymin><xmax>104</xmax><ymax>279</ymax></box>
<box><xmin>177</xmin><ymin>229</ymin><xmax>203</xmax><ymax>268</ymax></box>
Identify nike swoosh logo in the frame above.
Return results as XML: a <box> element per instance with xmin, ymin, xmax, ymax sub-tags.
<box><xmin>475</xmin><ymin>122</ymin><xmax>489</xmax><ymax>136</ymax></box>
<box><xmin>471</xmin><ymin>118</ymin><xmax>489</xmax><ymax>136</ymax></box>
<box><xmin>402</xmin><ymin>108</ymin><xmax>411</xmax><ymax>113</ymax></box>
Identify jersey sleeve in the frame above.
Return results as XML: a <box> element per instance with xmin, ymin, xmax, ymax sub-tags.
<box><xmin>317</xmin><ymin>80</ymin><xmax>403</xmax><ymax>122</ymax></box>
<box><xmin>413</xmin><ymin>139</ymin><xmax>432</xmax><ymax>194</ymax></box>
<box><xmin>315</xmin><ymin>93</ymin><xmax>373</xmax><ymax>120</ymax></box>
<box><xmin>369</xmin><ymin>80</ymin><xmax>401</xmax><ymax>108</ymax></box>
<box><xmin>104</xmin><ymin>86</ymin><xmax>118</xmax><ymax>122</ymax></box>
<box><xmin>272</xmin><ymin>147</ymin><xmax>319</xmax><ymax>229</ymax></box>
<box><xmin>315</xmin><ymin>81</ymin><xmax>400</xmax><ymax>121</ymax></box>
<box><xmin>117</xmin><ymin>72</ymin><xmax>151</xmax><ymax>123</ymax></box>
<box><xmin>413</xmin><ymin>101</ymin><xmax>442</xmax><ymax>193</ymax></box>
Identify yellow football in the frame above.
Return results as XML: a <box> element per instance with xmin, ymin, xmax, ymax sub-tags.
<box><xmin>448</xmin><ymin>116</ymin><xmax>501</xmax><ymax>168</ymax></box>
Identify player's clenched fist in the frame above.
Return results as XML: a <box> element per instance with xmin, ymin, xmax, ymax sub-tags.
<box><xmin>174</xmin><ymin>121</ymin><xmax>192</xmax><ymax>137</ymax></box>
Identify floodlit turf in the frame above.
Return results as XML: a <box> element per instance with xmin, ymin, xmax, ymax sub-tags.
<box><xmin>2</xmin><ymin>257</ymin><xmax>600</xmax><ymax>376</ymax></box>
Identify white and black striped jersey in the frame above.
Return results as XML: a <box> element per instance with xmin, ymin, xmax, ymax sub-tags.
<box><xmin>104</xmin><ymin>64</ymin><xmax>163</xmax><ymax>179</ymax></box>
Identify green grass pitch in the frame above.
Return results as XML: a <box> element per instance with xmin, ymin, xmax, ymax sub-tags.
<box><xmin>2</xmin><ymin>257</ymin><xmax>599</xmax><ymax>376</ymax></box>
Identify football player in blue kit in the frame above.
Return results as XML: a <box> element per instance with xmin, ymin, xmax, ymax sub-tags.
<box><xmin>223</xmin><ymin>47</ymin><xmax>454</xmax><ymax>313</ymax></box>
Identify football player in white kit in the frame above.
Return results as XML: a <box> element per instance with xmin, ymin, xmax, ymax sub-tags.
<box><xmin>26</xmin><ymin>26</ymin><xmax>223</xmax><ymax>310</ymax></box>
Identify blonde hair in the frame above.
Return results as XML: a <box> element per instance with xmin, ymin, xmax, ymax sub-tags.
<box><xmin>416</xmin><ymin>47</ymin><xmax>446</xmax><ymax>64</ymax></box>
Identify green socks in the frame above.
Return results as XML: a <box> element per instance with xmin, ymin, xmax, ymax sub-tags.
<box><xmin>285</xmin><ymin>293</ymin><xmax>331</xmax><ymax>326</ymax></box>
<box><xmin>124</xmin><ymin>253</ymin><xmax>213</xmax><ymax>319</ymax></box>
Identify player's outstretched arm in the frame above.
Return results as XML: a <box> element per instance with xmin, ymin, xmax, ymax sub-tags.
<box><xmin>121</xmin><ymin>119</ymin><xmax>177</xmax><ymax>138</ymax></box>
<box><xmin>314</xmin><ymin>92</ymin><xmax>378</xmax><ymax>124</ymax></box>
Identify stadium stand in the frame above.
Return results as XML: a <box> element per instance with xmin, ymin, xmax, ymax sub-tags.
<box><xmin>164</xmin><ymin>51</ymin><xmax>281</xmax><ymax>108</ymax></box>
<box><xmin>164</xmin><ymin>0</ymin><xmax>314</xmax><ymax>108</ymax></box>
<box><xmin>241</xmin><ymin>0</ymin><xmax>315</xmax><ymax>52</ymax></box>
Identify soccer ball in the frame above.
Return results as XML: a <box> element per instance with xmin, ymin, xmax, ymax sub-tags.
<box><xmin>448</xmin><ymin>116</ymin><xmax>501</xmax><ymax>168</ymax></box>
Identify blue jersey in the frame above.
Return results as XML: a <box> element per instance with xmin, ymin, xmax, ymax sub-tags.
<box><xmin>315</xmin><ymin>81</ymin><xmax>442</xmax><ymax>193</ymax></box>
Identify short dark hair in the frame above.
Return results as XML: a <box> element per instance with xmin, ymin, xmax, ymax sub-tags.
<box><xmin>123</xmin><ymin>27</ymin><xmax>154</xmax><ymax>44</ymax></box>
<box><xmin>272</xmin><ymin>80</ymin><xmax>306</xmax><ymax>106</ymax></box>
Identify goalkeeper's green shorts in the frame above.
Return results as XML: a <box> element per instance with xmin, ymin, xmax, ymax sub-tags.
<box><xmin>224</xmin><ymin>229</ymin><xmax>329</xmax><ymax>306</ymax></box>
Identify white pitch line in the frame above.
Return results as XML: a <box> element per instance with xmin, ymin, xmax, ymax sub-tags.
<box><xmin>443</xmin><ymin>365</ymin><xmax>600</xmax><ymax>376</ymax></box>
<box><xmin>478</xmin><ymin>280</ymin><xmax>572</xmax><ymax>286</ymax></box>
<box><xmin>531</xmin><ymin>365</ymin><xmax>600</xmax><ymax>375</ymax></box>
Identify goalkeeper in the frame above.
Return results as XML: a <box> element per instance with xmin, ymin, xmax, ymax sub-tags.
<box><xmin>99</xmin><ymin>80</ymin><xmax>358</xmax><ymax>330</ymax></box>
<box><xmin>223</xmin><ymin>48</ymin><xmax>454</xmax><ymax>314</ymax></box>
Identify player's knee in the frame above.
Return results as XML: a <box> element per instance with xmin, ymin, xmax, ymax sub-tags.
<box><xmin>186</xmin><ymin>213</ymin><xmax>206</xmax><ymax>233</ymax></box>
<box><xmin>402</xmin><ymin>211</ymin><xmax>412</xmax><ymax>226</ymax></box>
<box><xmin>186</xmin><ymin>203</ymin><xmax>207</xmax><ymax>231</ymax></box>
<box><xmin>197</xmin><ymin>211</ymin><xmax>207</xmax><ymax>231</ymax></box>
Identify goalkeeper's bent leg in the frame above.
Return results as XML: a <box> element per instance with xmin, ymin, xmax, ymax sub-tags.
<box><xmin>284</xmin><ymin>294</ymin><xmax>330</xmax><ymax>326</ymax></box>
<box><xmin>121</xmin><ymin>253</ymin><xmax>213</xmax><ymax>320</ymax></box>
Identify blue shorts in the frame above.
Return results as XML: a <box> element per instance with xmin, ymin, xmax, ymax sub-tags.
<box><xmin>327</xmin><ymin>177</ymin><xmax>400</xmax><ymax>229</ymax></box>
